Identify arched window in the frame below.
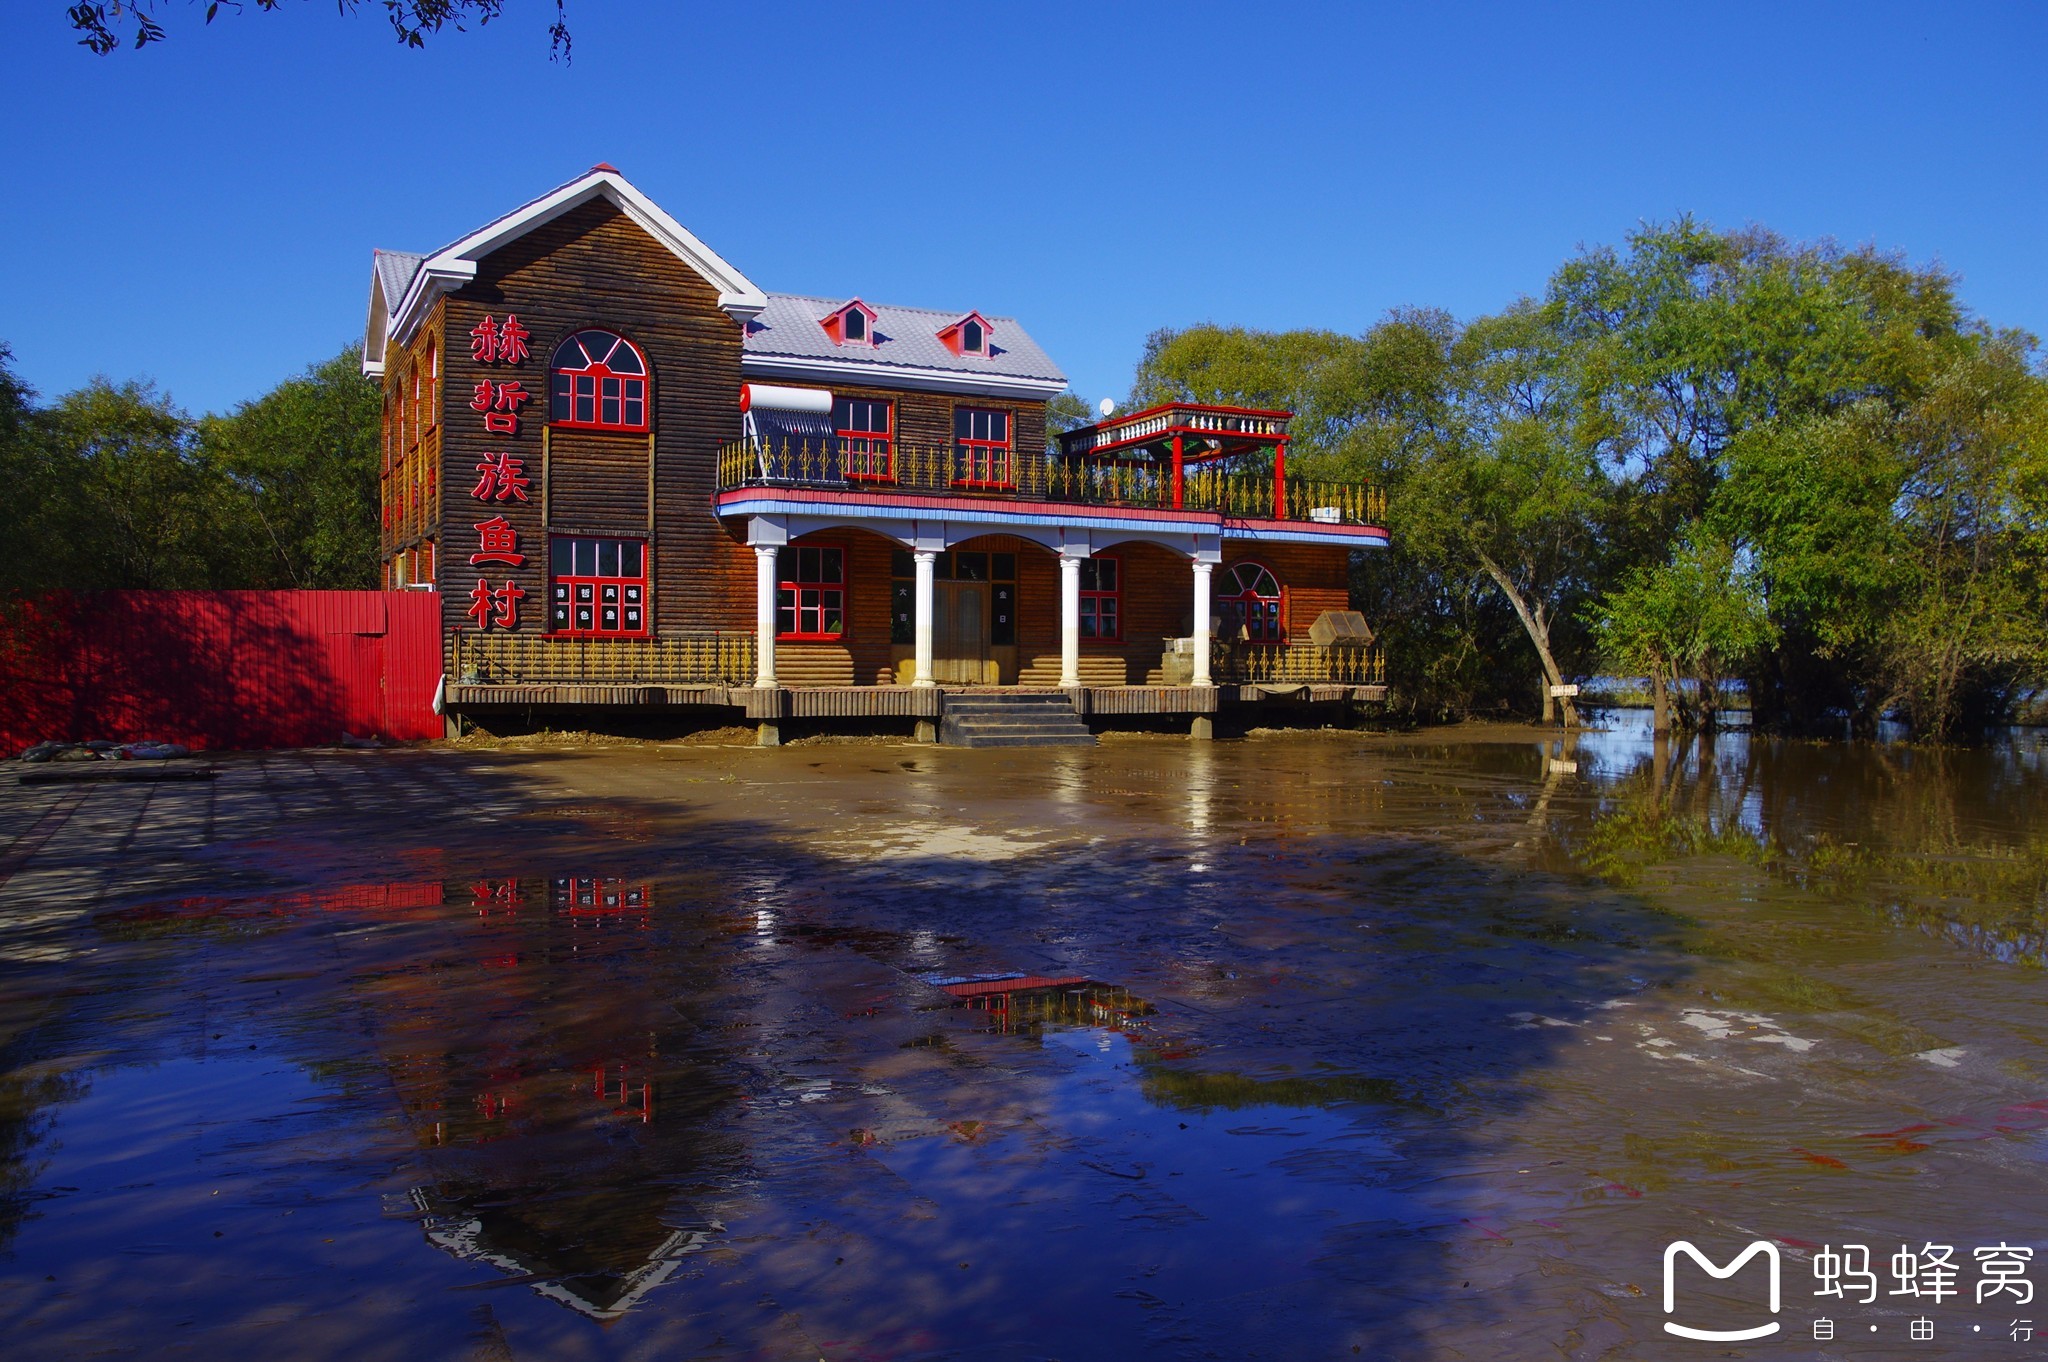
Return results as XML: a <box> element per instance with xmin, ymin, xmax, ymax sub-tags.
<box><xmin>1217</xmin><ymin>561</ymin><xmax>1283</xmax><ymax>642</ymax></box>
<box><xmin>549</xmin><ymin>329</ymin><xmax>649</xmax><ymax>431</ymax></box>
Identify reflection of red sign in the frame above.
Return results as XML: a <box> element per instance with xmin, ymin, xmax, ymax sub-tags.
<box><xmin>552</xmin><ymin>878</ymin><xmax>649</xmax><ymax>916</ymax></box>
<box><xmin>593</xmin><ymin>1064</ymin><xmax>653</xmax><ymax>1124</ymax></box>
<box><xmin>470</xmin><ymin>453</ymin><xmax>530</xmax><ymax>503</ymax></box>
<box><xmin>467</xmin><ymin>578</ymin><xmax>525</xmax><ymax>630</ymax></box>
<box><xmin>468</xmin><ymin>515</ymin><xmax>525</xmax><ymax>567</ymax></box>
<box><xmin>471</xmin><ymin>878</ymin><xmax>524</xmax><ymax>914</ymax></box>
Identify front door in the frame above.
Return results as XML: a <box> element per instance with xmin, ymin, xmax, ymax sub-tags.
<box><xmin>934</xmin><ymin>582</ymin><xmax>989</xmax><ymax>684</ymax></box>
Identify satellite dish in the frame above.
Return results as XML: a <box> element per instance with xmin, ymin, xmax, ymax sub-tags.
<box><xmin>1098</xmin><ymin>397</ymin><xmax>1116</xmax><ymax>417</ymax></box>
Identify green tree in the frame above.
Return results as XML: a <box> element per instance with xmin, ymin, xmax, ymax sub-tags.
<box><xmin>200</xmin><ymin>343</ymin><xmax>382</xmax><ymax>588</ymax></box>
<box><xmin>1589</xmin><ymin>533</ymin><xmax>1776</xmax><ymax>732</ymax></box>
<box><xmin>40</xmin><ymin>378</ymin><xmax>254</xmax><ymax>589</ymax></box>
<box><xmin>1044</xmin><ymin>388</ymin><xmax>1095</xmax><ymax>454</ymax></box>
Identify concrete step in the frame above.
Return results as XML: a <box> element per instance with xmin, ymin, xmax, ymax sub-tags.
<box><xmin>938</xmin><ymin>692</ymin><xmax>1096</xmax><ymax>748</ymax></box>
<box><xmin>943</xmin><ymin>731</ymin><xmax>1098</xmax><ymax>748</ymax></box>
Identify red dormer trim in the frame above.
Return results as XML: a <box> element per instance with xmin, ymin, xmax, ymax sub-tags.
<box><xmin>820</xmin><ymin>299</ymin><xmax>879</xmax><ymax>347</ymax></box>
<box><xmin>936</xmin><ymin>311</ymin><xmax>994</xmax><ymax>357</ymax></box>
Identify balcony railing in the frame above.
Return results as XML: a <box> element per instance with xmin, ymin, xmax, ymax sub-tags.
<box><xmin>1225</xmin><ymin>643</ymin><xmax>1386</xmax><ymax>685</ymax></box>
<box><xmin>450</xmin><ymin>630</ymin><xmax>756</xmax><ymax>686</ymax></box>
<box><xmin>717</xmin><ymin>439</ymin><xmax>1386</xmax><ymax>527</ymax></box>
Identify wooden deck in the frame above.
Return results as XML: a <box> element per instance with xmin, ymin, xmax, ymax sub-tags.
<box><xmin>444</xmin><ymin>682</ymin><xmax>1386</xmax><ymax>715</ymax></box>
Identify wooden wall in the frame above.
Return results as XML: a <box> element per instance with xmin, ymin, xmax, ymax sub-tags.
<box><xmin>379</xmin><ymin>305</ymin><xmax>444</xmax><ymax>586</ymax></box>
<box><xmin>438</xmin><ymin>197</ymin><xmax>751</xmax><ymax>642</ymax></box>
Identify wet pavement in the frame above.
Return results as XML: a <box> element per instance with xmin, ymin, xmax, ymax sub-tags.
<box><xmin>2</xmin><ymin>719</ymin><xmax>2047</xmax><ymax>1359</ymax></box>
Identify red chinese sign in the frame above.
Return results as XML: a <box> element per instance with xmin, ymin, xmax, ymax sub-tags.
<box><xmin>471</xmin><ymin>453</ymin><xmax>530</xmax><ymax>503</ymax></box>
<box><xmin>464</xmin><ymin>313</ymin><xmax>534</xmax><ymax>630</ymax></box>
<box><xmin>467</xmin><ymin>577</ymin><xmax>526</xmax><ymax>631</ymax></box>
<box><xmin>469</xmin><ymin>314</ymin><xmax>531</xmax><ymax>366</ymax></box>
<box><xmin>468</xmin><ymin>515</ymin><xmax>525</xmax><ymax>567</ymax></box>
<box><xmin>469</xmin><ymin>380</ymin><xmax>532</xmax><ymax>436</ymax></box>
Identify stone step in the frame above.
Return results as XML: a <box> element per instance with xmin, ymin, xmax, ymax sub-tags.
<box><xmin>937</xmin><ymin>692</ymin><xmax>1096</xmax><ymax>748</ymax></box>
<box><xmin>943</xmin><ymin>731</ymin><xmax>1098</xmax><ymax>749</ymax></box>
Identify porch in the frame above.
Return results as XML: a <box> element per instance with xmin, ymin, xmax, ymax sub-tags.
<box><xmin>444</xmin><ymin>630</ymin><xmax>1386</xmax><ymax>715</ymax></box>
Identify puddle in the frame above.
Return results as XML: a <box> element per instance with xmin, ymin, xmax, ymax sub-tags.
<box><xmin>3</xmin><ymin>727</ymin><xmax>2048</xmax><ymax>1355</ymax></box>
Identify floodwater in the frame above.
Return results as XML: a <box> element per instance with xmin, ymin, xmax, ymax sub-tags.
<box><xmin>2</xmin><ymin>717</ymin><xmax>2047</xmax><ymax>1359</ymax></box>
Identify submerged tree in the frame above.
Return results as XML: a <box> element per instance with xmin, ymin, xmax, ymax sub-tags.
<box><xmin>1589</xmin><ymin>533</ymin><xmax>1776</xmax><ymax>733</ymax></box>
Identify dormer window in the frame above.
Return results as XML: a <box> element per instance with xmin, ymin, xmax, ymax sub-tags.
<box><xmin>937</xmin><ymin>312</ymin><xmax>994</xmax><ymax>358</ymax></box>
<box><xmin>821</xmin><ymin>300</ymin><xmax>877</xmax><ymax>347</ymax></box>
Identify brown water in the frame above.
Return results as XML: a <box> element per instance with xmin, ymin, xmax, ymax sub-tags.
<box><xmin>2</xmin><ymin>718</ymin><xmax>2047</xmax><ymax>1359</ymax></box>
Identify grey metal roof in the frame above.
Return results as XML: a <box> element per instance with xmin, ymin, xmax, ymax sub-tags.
<box><xmin>743</xmin><ymin>294</ymin><xmax>1065</xmax><ymax>385</ymax></box>
<box><xmin>374</xmin><ymin>250</ymin><xmax>426</xmax><ymax>312</ymax></box>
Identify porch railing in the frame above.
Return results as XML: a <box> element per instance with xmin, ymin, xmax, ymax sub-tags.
<box><xmin>1224</xmin><ymin>643</ymin><xmax>1385</xmax><ymax>685</ymax></box>
<box><xmin>449</xmin><ymin>630</ymin><xmax>756</xmax><ymax>686</ymax></box>
<box><xmin>717</xmin><ymin>439</ymin><xmax>1386</xmax><ymax>527</ymax></box>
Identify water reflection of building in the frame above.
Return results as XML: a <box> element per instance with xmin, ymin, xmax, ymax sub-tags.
<box><xmin>372</xmin><ymin>874</ymin><xmax>742</xmax><ymax>1319</ymax></box>
<box><xmin>930</xmin><ymin>973</ymin><xmax>1153</xmax><ymax>1037</ymax></box>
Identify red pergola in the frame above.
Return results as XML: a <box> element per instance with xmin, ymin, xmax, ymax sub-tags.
<box><xmin>1057</xmin><ymin>402</ymin><xmax>1293</xmax><ymax>515</ymax></box>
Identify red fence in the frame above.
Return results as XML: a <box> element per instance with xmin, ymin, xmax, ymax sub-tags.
<box><xmin>0</xmin><ymin>590</ymin><xmax>443</xmax><ymax>753</ymax></box>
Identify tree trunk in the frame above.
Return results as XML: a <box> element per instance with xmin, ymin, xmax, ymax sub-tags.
<box><xmin>1540</xmin><ymin>676</ymin><xmax>1554</xmax><ymax>724</ymax></box>
<box><xmin>1651</xmin><ymin>671</ymin><xmax>1670</xmax><ymax>735</ymax></box>
<box><xmin>1476</xmin><ymin>552</ymin><xmax>1579</xmax><ymax>727</ymax></box>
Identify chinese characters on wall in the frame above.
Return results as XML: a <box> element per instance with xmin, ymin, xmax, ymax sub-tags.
<box><xmin>466</xmin><ymin>314</ymin><xmax>532</xmax><ymax>631</ymax></box>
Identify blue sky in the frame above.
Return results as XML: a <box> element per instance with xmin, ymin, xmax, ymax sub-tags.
<box><xmin>3</xmin><ymin>1</ymin><xmax>2044</xmax><ymax>416</ymax></box>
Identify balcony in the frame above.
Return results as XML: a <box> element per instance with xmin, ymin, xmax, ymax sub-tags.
<box><xmin>715</xmin><ymin>438</ymin><xmax>1386</xmax><ymax>526</ymax></box>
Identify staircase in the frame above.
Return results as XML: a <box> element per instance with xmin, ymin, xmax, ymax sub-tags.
<box><xmin>938</xmin><ymin>692</ymin><xmax>1097</xmax><ymax>748</ymax></box>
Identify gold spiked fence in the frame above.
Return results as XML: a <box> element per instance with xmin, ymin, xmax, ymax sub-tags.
<box><xmin>717</xmin><ymin>439</ymin><xmax>1386</xmax><ymax>526</ymax></box>
<box><xmin>450</xmin><ymin>630</ymin><xmax>756</xmax><ymax>685</ymax></box>
<box><xmin>1225</xmin><ymin>643</ymin><xmax>1386</xmax><ymax>685</ymax></box>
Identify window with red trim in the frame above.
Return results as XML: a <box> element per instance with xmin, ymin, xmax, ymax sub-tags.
<box><xmin>1079</xmin><ymin>555</ymin><xmax>1121</xmax><ymax>641</ymax></box>
<box><xmin>777</xmin><ymin>544</ymin><xmax>845</xmax><ymax>640</ymax></box>
<box><xmin>835</xmin><ymin>398</ymin><xmax>893</xmax><ymax>481</ymax></box>
<box><xmin>549</xmin><ymin>330</ymin><xmax>650</xmax><ymax>431</ymax></box>
<box><xmin>549</xmin><ymin>536</ymin><xmax>648</xmax><ymax>636</ymax></box>
<box><xmin>953</xmin><ymin>407</ymin><xmax>1012</xmax><ymax>488</ymax></box>
<box><xmin>1218</xmin><ymin>561</ymin><xmax>1284</xmax><ymax>642</ymax></box>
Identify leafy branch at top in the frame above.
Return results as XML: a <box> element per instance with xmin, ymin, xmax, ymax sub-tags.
<box><xmin>66</xmin><ymin>0</ymin><xmax>571</xmax><ymax>60</ymax></box>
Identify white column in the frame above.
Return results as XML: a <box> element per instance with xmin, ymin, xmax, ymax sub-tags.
<box><xmin>1059</xmin><ymin>553</ymin><xmax>1082</xmax><ymax>688</ymax></box>
<box><xmin>753</xmin><ymin>544</ymin><xmax>779</xmax><ymax>688</ymax></box>
<box><xmin>1191</xmin><ymin>560</ymin><xmax>1214</xmax><ymax>687</ymax></box>
<box><xmin>912</xmin><ymin>550</ymin><xmax>936</xmax><ymax>687</ymax></box>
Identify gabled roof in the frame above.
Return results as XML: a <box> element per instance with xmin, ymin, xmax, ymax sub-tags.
<box><xmin>363</xmin><ymin>250</ymin><xmax>427</xmax><ymax>377</ymax></box>
<box><xmin>362</xmin><ymin>166</ymin><xmax>767</xmax><ymax>377</ymax></box>
<box><xmin>743</xmin><ymin>294</ymin><xmax>1066</xmax><ymax>400</ymax></box>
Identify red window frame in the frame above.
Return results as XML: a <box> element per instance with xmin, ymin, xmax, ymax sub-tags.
<box><xmin>777</xmin><ymin>542</ymin><xmax>847</xmax><ymax>641</ymax></box>
<box><xmin>548</xmin><ymin>536</ymin><xmax>650</xmax><ymax>637</ymax></box>
<box><xmin>836</xmin><ymin>398</ymin><xmax>893</xmax><ymax>481</ymax></box>
<box><xmin>1218</xmin><ymin>560</ymin><xmax>1285</xmax><ymax>642</ymax></box>
<box><xmin>953</xmin><ymin>406</ymin><xmax>1013</xmax><ymax>489</ymax></box>
<box><xmin>549</xmin><ymin>330</ymin><xmax>651</xmax><ymax>432</ymax></box>
<box><xmin>1079</xmin><ymin>554</ymin><xmax>1121</xmax><ymax>642</ymax></box>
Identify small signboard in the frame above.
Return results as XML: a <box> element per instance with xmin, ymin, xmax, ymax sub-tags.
<box><xmin>1549</xmin><ymin>684</ymin><xmax>1580</xmax><ymax>698</ymax></box>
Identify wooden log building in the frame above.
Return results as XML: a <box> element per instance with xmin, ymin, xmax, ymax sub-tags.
<box><xmin>364</xmin><ymin>166</ymin><xmax>1388</xmax><ymax>743</ymax></box>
